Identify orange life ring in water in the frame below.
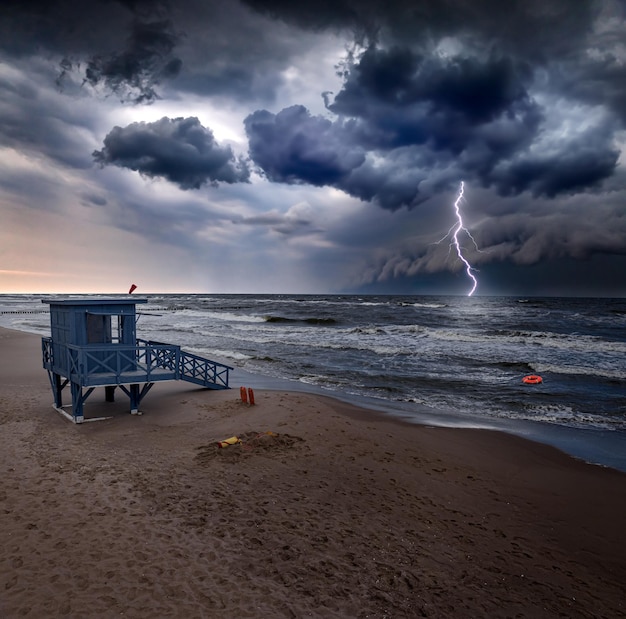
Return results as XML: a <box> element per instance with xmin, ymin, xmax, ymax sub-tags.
<box><xmin>522</xmin><ymin>374</ymin><xmax>542</xmax><ymax>385</ymax></box>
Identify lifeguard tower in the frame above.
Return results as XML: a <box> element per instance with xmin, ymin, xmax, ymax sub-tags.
<box><xmin>41</xmin><ymin>298</ymin><xmax>232</xmax><ymax>423</ymax></box>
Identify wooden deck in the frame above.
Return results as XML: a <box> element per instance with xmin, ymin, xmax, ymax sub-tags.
<box><xmin>72</xmin><ymin>366</ymin><xmax>177</xmax><ymax>387</ymax></box>
<box><xmin>42</xmin><ymin>337</ymin><xmax>232</xmax><ymax>422</ymax></box>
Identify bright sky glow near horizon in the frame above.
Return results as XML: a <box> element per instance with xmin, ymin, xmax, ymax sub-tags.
<box><xmin>1</xmin><ymin>0</ymin><xmax>626</xmax><ymax>296</ymax></box>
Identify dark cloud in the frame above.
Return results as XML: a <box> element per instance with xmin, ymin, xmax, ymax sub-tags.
<box><xmin>3</xmin><ymin>0</ymin><xmax>612</xmax><ymax>113</ymax></box>
<box><xmin>244</xmin><ymin>106</ymin><xmax>429</xmax><ymax>209</ymax></box>
<box><xmin>328</xmin><ymin>46</ymin><xmax>541</xmax><ymax>162</ymax></box>
<box><xmin>245</xmin><ymin>44</ymin><xmax>619</xmax><ymax>209</ymax></box>
<box><xmin>332</xmin><ymin>48</ymin><xmax>534</xmax><ymax>129</ymax></box>
<box><xmin>5</xmin><ymin>0</ymin><xmax>622</xmax><ymax>207</ymax></box>
<box><xmin>242</xmin><ymin>0</ymin><xmax>597</xmax><ymax>60</ymax></box>
<box><xmin>1</xmin><ymin>0</ymin><xmax>181</xmax><ymax>103</ymax></box>
<box><xmin>245</xmin><ymin>106</ymin><xmax>365</xmax><ymax>186</ymax></box>
<box><xmin>0</xmin><ymin>62</ymin><xmax>100</xmax><ymax>169</ymax></box>
<box><xmin>241</xmin><ymin>0</ymin><xmax>372</xmax><ymax>42</ymax></box>
<box><xmin>2</xmin><ymin>0</ymin><xmax>626</xmax><ymax>295</ymax></box>
<box><xmin>488</xmin><ymin>128</ymin><xmax>619</xmax><ymax>198</ymax></box>
<box><xmin>93</xmin><ymin>116</ymin><xmax>250</xmax><ymax>188</ymax></box>
<box><xmin>168</xmin><ymin>1</ymin><xmax>304</xmax><ymax>103</ymax></box>
<box><xmin>0</xmin><ymin>0</ymin><xmax>321</xmax><ymax>105</ymax></box>
<box><xmin>474</xmin><ymin>198</ymin><xmax>626</xmax><ymax>264</ymax></box>
<box><xmin>553</xmin><ymin>49</ymin><xmax>626</xmax><ymax>125</ymax></box>
<box><xmin>241</xmin><ymin>0</ymin><xmax>625</xmax><ymax>208</ymax></box>
<box><xmin>82</xmin><ymin>17</ymin><xmax>182</xmax><ymax>103</ymax></box>
<box><xmin>351</xmin><ymin>254</ymin><xmax>626</xmax><ymax>297</ymax></box>
<box><xmin>341</xmin><ymin>181</ymin><xmax>626</xmax><ymax>294</ymax></box>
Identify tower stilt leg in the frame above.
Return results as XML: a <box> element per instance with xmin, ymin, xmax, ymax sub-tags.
<box><xmin>105</xmin><ymin>386</ymin><xmax>116</xmax><ymax>402</ymax></box>
<box><xmin>53</xmin><ymin>373</ymin><xmax>63</xmax><ymax>408</ymax></box>
<box><xmin>129</xmin><ymin>384</ymin><xmax>140</xmax><ymax>415</ymax></box>
<box><xmin>70</xmin><ymin>382</ymin><xmax>84</xmax><ymax>423</ymax></box>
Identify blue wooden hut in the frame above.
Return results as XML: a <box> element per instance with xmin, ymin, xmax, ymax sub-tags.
<box><xmin>41</xmin><ymin>298</ymin><xmax>232</xmax><ymax>423</ymax></box>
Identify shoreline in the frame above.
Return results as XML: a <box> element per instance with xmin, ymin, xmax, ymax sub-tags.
<box><xmin>3</xmin><ymin>306</ymin><xmax>626</xmax><ymax>473</ymax></box>
<box><xmin>231</xmin><ymin>365</ymin><xmax>626</xmax><ymax>473</ymax></box>
<box><xmin>1</xmin><ymin>326</ymin><xmax>625</xmax><ymax>617</ymax></box>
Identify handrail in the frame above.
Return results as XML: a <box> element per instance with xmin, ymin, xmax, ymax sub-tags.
<box><xmin>138</xmin><ymin>338</ymin><xmax>232</xmax><ymax>388</ymax></box>
<box><xmin>43</xmin><ymin>339</ymin><xmax>231</xmax><ymax>389</ymax></box>
<box><xmin>42</xmin><ymin>337</ymin><xmax>53</xmax><ymax>367</ymax></box>
<box><xmin>179</xmin><ymin>349</ymin><xmax>232</xmax><ymax>388</ymax></box>
<box><xmin>62</xmin><ymin>342</ymin><xmax>180</xmax><ymax>384</ymax></box>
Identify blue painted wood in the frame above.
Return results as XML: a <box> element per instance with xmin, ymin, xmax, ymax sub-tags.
<box><xmin>41</xmin><ymin>298</ymin><xmax>232</xmax><ymax>422</ymax></box>
<box><xmin>178</xmin><ymin>349</ymin><xmax>231</xmax><ymax>389</ymax></box>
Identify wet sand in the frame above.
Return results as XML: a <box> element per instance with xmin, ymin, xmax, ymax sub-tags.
<box><xmin>1</xmin><ymin>326</ymin><xmax>625</xmax><ymax>618</ymax></box>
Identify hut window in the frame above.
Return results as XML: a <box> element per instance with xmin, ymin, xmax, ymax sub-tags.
<box><xmin>86</xmin><ymin>314</ymin><xmax>112</xmax><ymax>344</ymax></box>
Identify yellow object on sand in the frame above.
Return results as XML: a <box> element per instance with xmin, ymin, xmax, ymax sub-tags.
<box><xmin>218</xmin><ymin>436</ymin><xmax>241</xmax><ymax>448</ymax></box>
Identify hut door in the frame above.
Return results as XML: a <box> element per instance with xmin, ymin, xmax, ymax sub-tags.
<box><xmin>86</xmin><ymin>314</ymin><xmax>112</xmax><ymax>344</ymax></box>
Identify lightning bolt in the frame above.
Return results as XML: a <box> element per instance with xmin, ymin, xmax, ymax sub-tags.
<box><xmin>435</xmin><ymin>181</ymin><xmax>479</xmax><ymax>296</ymax></box>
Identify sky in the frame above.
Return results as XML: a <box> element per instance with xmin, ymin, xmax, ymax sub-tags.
<box><xmin>1</xmin><ymin>0</ymin><xmax>625</xmax><ymax>296</ymax></box>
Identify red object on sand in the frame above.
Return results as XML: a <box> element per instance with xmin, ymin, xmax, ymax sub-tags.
<box><xmin>240</xmin><ymin>386</ymin><xmax>248</xmax><ymax>404</ymax></box>
<box><xmin>248</xmin><ymin>388</ymin><xmax>255</xmax><ymax>406</ymax></box>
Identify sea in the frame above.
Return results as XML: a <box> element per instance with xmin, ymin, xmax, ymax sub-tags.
<box><xmin>1</xmin><ymin>294</ymin><xmax>625</xmax><ymax>472</ymax></box>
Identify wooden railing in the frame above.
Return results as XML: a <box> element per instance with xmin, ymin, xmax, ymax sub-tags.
<box><xmin>66</xmin><ymin>343</ymin><xmax>179</xmax><ymax>384</ymax></box>
<box><xmin>137</xmin><ymin>338</ymin><xmax>232</xmax><ymax>389</ymax></box>
<box><xmin>179</xmin><ymin>349</ymin><xmax>231</xmax><ymax>388</ymax></box>
<box><xmin>42</xmin><ymin>337</ymin><xmax>232</xmax><ymax>389</ymax></box>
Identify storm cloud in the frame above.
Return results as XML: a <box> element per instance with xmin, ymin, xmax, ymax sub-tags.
<box><xmin>245</xmin><ymin>106</ymin><xmax>365</xmax><ymax>186</ymax></box>
<box><xmin>1</xmin><ymin>0</ymin><xmax>182</xmax><ymax>103</ymax></box>
<box><xmin>82</xmin><ymin>17</ymin><xmax>182</xmax><ymax>104</ymax></box>
<box><xmin>242</xmin><ymin>0</ymin><xmax>597</xmax><ymax>60</ymax></box>
<box><xmin>93</xmin><ymin>117</ymin><xmax>250</xmax><ymax>188</ymax></box>
<box><xmin>245</xmin><ymin>45</ymin><xmax>619</xmax><ymax>209</ymax></box>
<box><xmin>1</xmin><ymin>0</ymin><xmax>626</xmax><ymax>295</ymax></box>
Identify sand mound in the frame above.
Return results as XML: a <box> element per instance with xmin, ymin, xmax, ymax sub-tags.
<box><xmin>195</xmin><ymin>431</ymin><xmax>307</xmax><ymax>464</ymax></box>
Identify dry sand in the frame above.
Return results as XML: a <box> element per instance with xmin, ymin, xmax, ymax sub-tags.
<box><xmin>1</xmin><ymin>326</ymin><xmax>625</xmax><ymax>618</ymax></box>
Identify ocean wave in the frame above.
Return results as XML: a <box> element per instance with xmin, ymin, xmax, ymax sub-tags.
<box><xmin>0</xmin><ymin>317</ymin><xmax>49</xmax><ymax>336</ymax></box>
<box><xmin>311</xmin><ymin>339</ymin><xmax>413</xmax><ymax>356</ymax></box>
<box><xmin>215</xmin><ymin>349</ymin><xmax>253</xmax><ymax>362</ymax></box>
<box><xmin>185</xmin><ymin>347</ymin><xmax>252</xmax><ymax>362</ymax></box>
<box><xmin>263</xmin><ymin>315</ymin><xmax>338</xmax><ymax>325</ymax></box>
<box><xmin>476</xmin><ymin>358</ymin><xmax>536</xmax><ymax>372</ymax></box>
<box><xmin>532</xmin><ymin>362</ymin><xmax>626</xmax><ymax>381</ymax></box>
<box><xmin>497</xmin><ymin>405</ymin><xmax>626</xmax><ymax>431</ymax></box>
<box><xmin>413</xmin><ymin>327</ymin><xmax>487</xmax><ymax>343</ymax></box>
<box><xmin>357</xmin><ymin>301</ymin><xmax>389</xmax><ymax>306</ymax></box>
<box><xmin>251</xmin><ymin>354</ymin><xmax>278</xmax><ymax>363</ymax></box>
<box><xmin>156</xmin><ymin>308</ymin><xmax>267</xmax><ymax>324</ymax></box>
<box><xmin>488</xmin><ymin>328</ymin><xmax>626</xmax><ymax>352</ymax></box>
<box><xmin>401</xmin><ymin>302</ymin><xmax>447</xmax><ymax>309</ymax></box>
<box><xmin>348</xmin><ymin>326</ymin><xmax>388</xmax><ymax>335</ymax></box>
<box><xmin>205</xmin><ymin>311</ymin><xmax>266</xmax><ymax>323</ymax></box>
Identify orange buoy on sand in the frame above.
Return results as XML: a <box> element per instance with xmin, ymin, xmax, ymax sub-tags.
<box><xmin>248</xmin><ymin>387</ymin><xmax>255</xmax><ymax>406</ymax></box>
<box><xmin>522</xmin><ymin>374</ymin><xmax>543</xmax><ymax>385</ymax></box>
<box><xmin>240</xmin><ymin>386</ymin><xmax>248</xmax><ymax>404</ymax></box>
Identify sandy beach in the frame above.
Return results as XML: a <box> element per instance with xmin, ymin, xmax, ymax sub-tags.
<box><xmin>1</xmin><ymin>326</ymin><xmax>625</xmax><ymax>618</ymax></box>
